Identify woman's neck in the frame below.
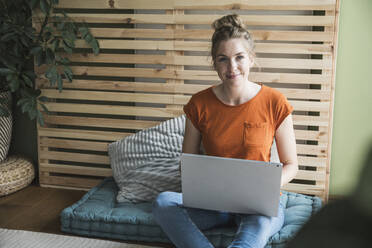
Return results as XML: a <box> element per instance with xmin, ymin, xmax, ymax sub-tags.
<box><xmin>217</xmin><ymin>81</ymin><xmax>260</xmax><ymax>106</ymax></box>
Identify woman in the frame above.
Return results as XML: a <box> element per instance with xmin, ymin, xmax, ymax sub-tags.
<box><xmin>152</xmin><ymin>14</ymin><xmax>298</xmax><ymax>248</ymax></box>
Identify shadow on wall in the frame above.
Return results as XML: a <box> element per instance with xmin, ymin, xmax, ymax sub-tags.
<box><xmin>286</xmin><ymin>142</ymin><xmax>372</xmax><ymax>247</ymax></box>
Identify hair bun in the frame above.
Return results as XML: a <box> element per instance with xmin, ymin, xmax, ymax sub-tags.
<box><xmin>212</xmin><ymin>14</ymin><xmax>245</xmax><ymax>31</ymax></box>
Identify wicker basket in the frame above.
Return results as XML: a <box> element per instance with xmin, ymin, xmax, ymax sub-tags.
<box><xmin>0</xmin><ymin>155</ymin><xmax>35</xmax><ymax>196</ymax></box>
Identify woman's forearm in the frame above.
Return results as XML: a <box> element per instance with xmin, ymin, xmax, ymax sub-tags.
<box><xmin>280</xmin><ymin>162</ymin><xmax>298</xmax><ymax>187</ymax></box>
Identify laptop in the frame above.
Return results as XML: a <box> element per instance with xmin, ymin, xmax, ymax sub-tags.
<box><xmin>180</xmin><ymin>153</ymin><xmax>283</xmax><ymax>217</ymax></box>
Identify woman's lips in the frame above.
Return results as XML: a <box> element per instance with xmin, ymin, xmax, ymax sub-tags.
<box><xmin>227</xmin><ymin>74</ymin><xmax>240</xmax><ymax>79</ymax></box>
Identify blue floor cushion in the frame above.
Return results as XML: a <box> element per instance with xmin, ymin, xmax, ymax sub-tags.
<box><xmin>61</xmin><ymin>177</ymin><xmax>322</xmax><ymax>248</ymax></box>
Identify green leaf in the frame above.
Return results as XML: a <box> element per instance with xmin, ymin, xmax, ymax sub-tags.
<box><xmin>56</xmin><ymin>21</ymin><xmax>65</xmax><ymax>31</ymax></box>
<box><xmin>35</xmin><ymin>51</ymin><xmax>45</xmax><ymax>66</ymax></box>
<box><xmin>30</xmin><ymin>46</ymin><xmax>43</xmax><ymax>56</ymax></box>
<box><xmin>62</xmin><ymin>31</ymin><xmax>76</xmax><ymax>48</ymax></box>
<box><xmin>17</xmin><ymin>98</ymin><xmax>29</xmax><ymax>107</ymax></box>
<box><xmin>1</xmin><ymin>32</ymin><xmax>16</xmax><ymax>42</ymax></box>
<box><xmin>60</xmin><ymin>57</ymin><xmax>70</xmax><ymax>65</ymax></box>
<box><xmin>36</xmin><ymin>109</ymin><xmax>45</xmax><ymax>126</ymax></box>
<box><xmin>28</xmin><ymin>108</ymin><xmax>38</xmax><ymax>120</ymax></box>
<box><xmin>57</xmin><ymin>73</ymin><xmax>63</xmax><ymax>92</ymax></box>
<box><xmin>38</xmin><ymin>96</ymin><xmax>49</xmax><ymax>102</ymax></box>
<box><xmin>51</xmin><ymin>39</ymin><xmax>60</xmax><ymax>52</ymax></box>
<box><xmin>45</xmin><ymin>65</ymin><xmax>58</xmax><ymax>85</ymax></box>
<box><xmin>21</xmin><ymin>101</ymin><xmax>32</xmax><ymax>114</ymax></box>
<box><xmin>78</xmin><ymin>27</ymin><xmax>89</xmax><ymax>38</ymax></box>
<box><xmin>45</xmin><ymin>48</ymin><xmax>55</xmax><ymax>64</ymax></box>
<box><xmin>22</xmin><ymin>74</ymin><xmax>34</xmax><ymax>87</ymax></box>
<box><xmin>31</xmin><ymin>0</ymin><xmax>40</xmax><ymax>9</ymax></box>
<box><xmin>19</xmin><ymin>88</ymin><xmax>32</xmax><ymax>98</ymax></box>
<box><xmin>24</xmin><ymin>70</ymin><xmax>37</xmax><ymax>81</ymax></box>
<box><xmin>91</xmin><ymin>39</ymin><xmax>100</xmax><ymax>55</ymax></box>
<box><xmin>40</xmin><ymin>0</ymin><xmax>50</xmax><ymax>14</ymax></box>
<box><xmin>20</xmin><ymin>35</ymin><xmax>30</xmax><ymax>47</ymax></box>
<box><xmin>44</xmin><ymin>31</ymin><xmax>52</xmax><ymax>41</ymax></box>
<box><xmin>84</xmin><ymin>33</ymin><xmax>93</xmax><ymax>44</ymax></box>
<box><xmin>62</xmin><ymin>40</ymin><xmax>73</xmax><ymax>53</ymax></box>
<box><xmin>63</xmin><ymin>66</ymin><xmax>73</xmax><ymax>82</ymax></box>
<box><xmin>35</xmin><ymin>89</ymin><xmax>42</xmax><ymax>97</ymax></box>
<box><xmin>39</xmin><ymin>102</ymin><xmax>49</xmax><ymax>113</ymax></box>
<box><xmin>9</xmin><ymin>78</ymin><xmax>20</xmax><ymax>92</ymax></box>
<box><xmin>0</xmin><ymin>68</ymin><xmax>13</xmax><ymax>75</ymax></box>
<box><xmin>6</xmin><ymin>73</ymin><xmax>14</xmax><ymax>82</ymax></box>
<box><xmin>51</xmin><ymin>0</ymin><xmax>59</xmax><ymax>5</ymax></box>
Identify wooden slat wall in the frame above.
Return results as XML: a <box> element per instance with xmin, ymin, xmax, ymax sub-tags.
<box><xmin>33</xmin><ymin>0</ymin><xmax>340</xmax><ymax>202</ymax></box>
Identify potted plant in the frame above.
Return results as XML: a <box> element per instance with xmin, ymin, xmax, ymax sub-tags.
<box><xmin>0</xmin><ymin>0</ymin><xmax>99</xmax><ymax>161</ymax></box>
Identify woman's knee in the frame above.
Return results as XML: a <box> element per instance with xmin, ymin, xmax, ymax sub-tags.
<box><xmin>152</xmin><ymin>191</ymin><xmax>181</xmax><ymax>215</ymax></box>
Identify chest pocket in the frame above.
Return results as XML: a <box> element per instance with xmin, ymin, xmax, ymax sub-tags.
<box><xmin>243</xmin><ymin>122</ymin><xmax>268</xmax><ymax>148</ymax></box>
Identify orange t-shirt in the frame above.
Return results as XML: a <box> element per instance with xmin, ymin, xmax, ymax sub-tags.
<box><xmin>183</xmin><ymin>85</ymin><xmax>293</xmax><ymax>162</ymax></box>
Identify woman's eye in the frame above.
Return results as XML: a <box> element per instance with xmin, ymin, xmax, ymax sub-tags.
<box><xmin>237</xmin><ymin>56</ymin><xmax>244</xmax><ymax>60</ymax></box>
<box><xmin>218</xmin><ymin>58</ymin><xmax>227</xmax><ymax>62</ymax></box>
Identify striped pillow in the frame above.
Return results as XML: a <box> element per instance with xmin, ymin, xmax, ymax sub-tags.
<box><xmin>108</xmin><ymin>115</ymin><xmax>185</xmax><ymax>203</ymax></box>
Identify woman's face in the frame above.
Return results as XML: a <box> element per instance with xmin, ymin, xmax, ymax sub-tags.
<box><xmin>214</xmin><ymin>38</ymin><xmax>253</xmax><ymax>87</ymax></box>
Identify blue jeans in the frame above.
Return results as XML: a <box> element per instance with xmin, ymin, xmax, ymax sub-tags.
<box><xmin>152</xmin><ymin>192</ymin><xmax>284</xmax><ymax>248</ymax></box>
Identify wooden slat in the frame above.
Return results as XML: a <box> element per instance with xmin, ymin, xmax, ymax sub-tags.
<box><xmin>43</xmin><ymin>102</ymin><xmax>183</xmax><ymax>117</ymax></box>
<box><xmin>298</xmin><ymin>156</ymin><xmax>327</xmax><ymax>168</ymax></box>
<box><xmin>56</xmin><ymin>0</ymin><xmax>174</xmax><ymax>9</ymax></box>
<box><xmin>38</xmin><ymin>79</ymin><xmax>332</xmax><ymax>99</ymax></box>
<box><xmin>39</xmin><ymin>128</ymin><xmax>328</xmax><ymax>159</ymax></box>
<box><xmin>41</xmin><ymin>89</ymin><xmax>190</xmax><ymax>105</ymax></box>
<box><xmin>67</xmin><ymin>53</ymin><xmax>331</xmax><ymax>70</ymax></box>
<box><xmin>292</xmin><ymin>115</ymin><xmax>329</xmax><ymax>127</ymax></box>
<box><xmin>295</xmin><ymin>129</ymin><xmax>327</xmax><ymax>142</ymax></box>
<box><xmin>41</xmin><ymin>89</ymin><xmax>330</xmax><ymax>104</ymax></box>
<box><xmin>40</xmin><ymin>138</ymin><xmax>109</xmax><ymax>152</ymax></box>
<box><xmin>42</xmin><ymin>114</ymin><xmax>328</xmax><ymax>131</ymax></box>
<box><xmin>43</xmin><ymin>115</ymin><xmax>160</xmax><ymax>130</ymax></box>
<box><xmin>39</xmin><ymin>151</ymin><xmax>110</xmax><ymax>164</ymax></box>
<box><xmin>55</xmin><ymin>0</ymin><xmax>336</xmax><ymax>11</ymax></box>
<box><xmin>39</xmin><ymin>138</ymin><xmax>328</xmax><ymax>157</ymax></box>
<box><xmin>42</xmin><ymin>99</ymin><xmax>328</xmax><ymax>114</ymax></box>
<box><xmin>41</xmin><ymin>13</ymin><xmax>334</xmax><ymax>26</ymax></box>
<box><xmin>296</xmin><ymin>144</ymin><xmax>328</xmax><ymax>156</ymax></box>
<box><xmin>40</xmin><ymin>175</ymin><xmax>102</xmax><ymax>189</ymax></box>
<box><xmin>73</xmin><ymin>39</ymin><xmax>333</xmax><ymax>54</ymax></box>
<box><xmin>86</xmin><ymin>28</ymin><xmax>333</xmax><ymax>42</ymax></box>
<box><xmin>36</xmin><ymin>66</ymin><xmax>331</xmax><ymax>84</ymax></box>
<box><xmin>281</xmin><ymin>183</ymin><xmax>325</xmax><ymax>196</ymax></box>
<box><xmin>174</xmin><ymin>0</ymin><xmax>336</xmax><ymax>11</ymax></box>
<box><xmin>295</xmin><ymin>170</ymin><xmax>326</xmax><ymax>181</ymax></box>
<box><xmin>37</xmin><ymin>79</ymin><xmax>209</xmax><ymax>94</ymax></box>
<box><xmin>38</xmin><ymin>127</ymin><xmax>131</xmax><ymax>141</ymax></box>
<box><xmin>40</xmin><ymin>163</ymin><xmax>112</xmax><ymax>177</ymax></box>
<box><xmin>39</xmin><ymin>119</ymin><xmax>325</xmax><ymax>143</ymax></box>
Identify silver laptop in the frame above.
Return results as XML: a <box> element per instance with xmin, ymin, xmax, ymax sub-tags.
<box><xmin>180</xmin><ymin>153</ymin><xmax>283</xmax><ymax>217</ymax></box>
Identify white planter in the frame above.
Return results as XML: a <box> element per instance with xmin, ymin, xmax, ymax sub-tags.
<box><xmin>0</xmin><ymin>91</ymin><xmax>12</xmax><ymax>162</ymax></box>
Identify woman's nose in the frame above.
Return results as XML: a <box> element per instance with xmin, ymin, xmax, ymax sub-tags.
<box><xmin>228</xmin><ymin>60</ymin><xmax>237</xmax><ymax>70</ymax></box>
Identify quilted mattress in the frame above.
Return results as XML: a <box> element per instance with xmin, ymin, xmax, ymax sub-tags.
<box><xmin>61</xmin><ymin>177</ymin><xmax>322</xmax><ymax>248</ymax></box>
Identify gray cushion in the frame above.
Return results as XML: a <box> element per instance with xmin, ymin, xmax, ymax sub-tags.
<box><xmin>108</xmin><ymin>115</ymin><xmax>185</xmax><ymax>203</ymax></box>
<box><xmin>61</xmin><ymin>177</ymin><xmax>322</xmax><ymax>248</ymax></box>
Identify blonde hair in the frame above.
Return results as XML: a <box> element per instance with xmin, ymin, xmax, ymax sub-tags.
<box><xmin>211</xmin><ymin>14</ymin><xmax>255</xmax><ymax>68</ymax></box>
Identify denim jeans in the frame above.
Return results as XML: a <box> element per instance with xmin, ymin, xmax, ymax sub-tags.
<box><xmin>152</xmin><ymin>191</ymin><xmax>284</xmax><ymax>248</ymax></box>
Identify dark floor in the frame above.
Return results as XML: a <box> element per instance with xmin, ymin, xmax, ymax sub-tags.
<box><xmin>0</xmin><ymin>184</ymin><xmax>85</xmax><ymax>234</ymax></box>
<box><xmin>0</xmin><ymin>183</ymin><xmax>172</xmax><ymax>247</ymax></box>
